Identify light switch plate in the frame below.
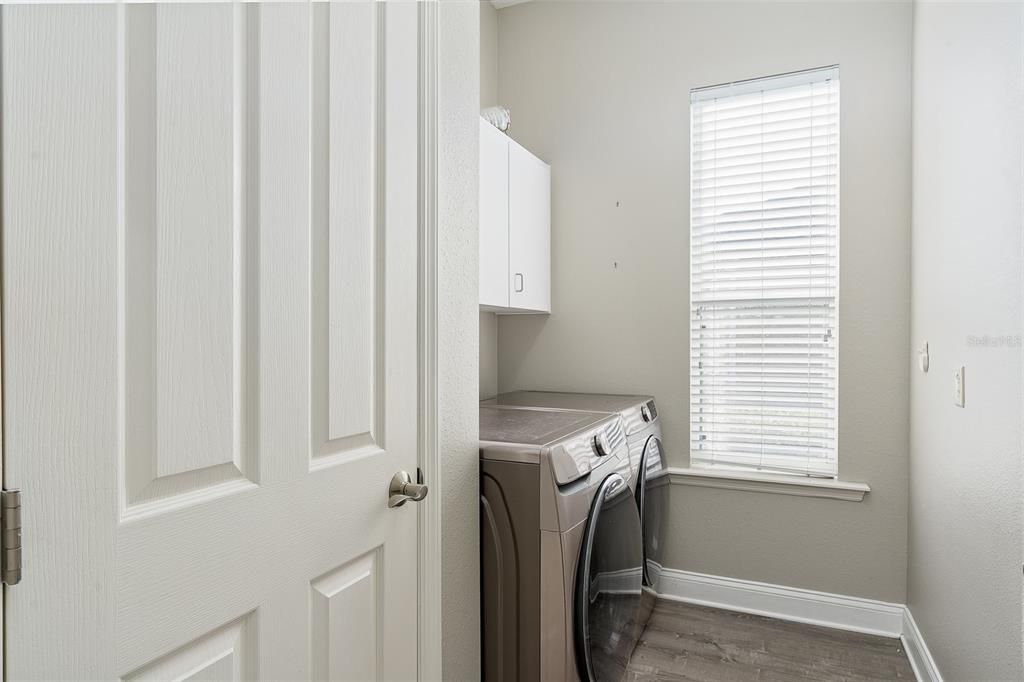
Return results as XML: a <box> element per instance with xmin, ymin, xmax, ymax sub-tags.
<box><xmin>954</xmin><ymin>365</ymin><xmax>965</xmax><ymax>407</ymax></box>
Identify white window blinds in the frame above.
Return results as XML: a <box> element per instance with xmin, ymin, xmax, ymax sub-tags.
<box><xmin>689</xmin><ymin>66</ymin><xmax>839</xmax><ymax>478</ymax></box>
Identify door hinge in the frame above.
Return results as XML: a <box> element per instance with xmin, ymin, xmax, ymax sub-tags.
<box><xmin>2</xmin><ymin>489</ymin><xmax>22</xmax><ymax>586</ymax></box>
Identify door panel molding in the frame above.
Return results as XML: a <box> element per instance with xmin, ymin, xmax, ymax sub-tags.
<box><xmin>123</xmin><ymin>612</ymin><xmax>258</xmax><ymax>681</ymax></box>
<box><xmin>120</xmin><ymin>2</ymin><xmax>261</xmax><ymax>518</ymax></box>
<box><xmin>309</xmin><ymin>1</ymin><xmax>387</xmax><ymax>469</ymax></box>
<box><xmin>309</xmin><ymin>547</ymin><xmax>383</xmax><ymax>681</ymax></box>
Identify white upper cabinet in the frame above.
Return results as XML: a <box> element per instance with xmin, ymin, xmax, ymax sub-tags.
<box><xmin>479</xmin><ymin>118</ymin><xmax>550</xmax><ymax>314</ymax></box>
<box><xmin>479</xmin><ymin>119</ymin><xmax>510</xmax><ymax>308</ymax></box>
<box><xmin>508</xmin><ymin>139</ymin><xmax>551</xmax><ymax>313</ymax></box>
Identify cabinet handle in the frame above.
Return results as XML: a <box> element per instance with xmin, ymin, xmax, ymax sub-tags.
<box><xmin>514</xmin><ymin>273</ymin><xmax>524</xmax><ymax>293</ymax></box>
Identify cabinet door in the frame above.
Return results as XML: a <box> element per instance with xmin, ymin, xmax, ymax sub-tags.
<box><xmin>479</xmin><ymin>119</ymin><xmax>509</xmax><ymax>308</ymax></box>
<box><xmin>508</xmin><ymin>140</ymin><xmax>551</xmax><ymax>313</ymax></box>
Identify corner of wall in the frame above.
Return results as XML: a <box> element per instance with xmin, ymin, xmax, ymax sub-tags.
<box><xmin>480</xmin><ymin>312</ymin><xmax>498</xmax><ymax>399</ymax></box>
<box><xmin>480</xmin><ymin>0</ymin><xmax>499</xmax><ymax>108</ymax></box>
<box><xmin>479</xmin><ymin>0</ymin><xmax>500</xmax><ymax>401</ymax></box>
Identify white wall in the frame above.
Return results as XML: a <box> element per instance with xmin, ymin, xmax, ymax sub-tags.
<box><xmin>496</xmin><ymin>1</ymin><xmax>913</xmax><ymax>602</ymax></box>
<box><xmin>438</xmin><ymin>1</ymin><xmax>481</xmax><ymax>678</ymax></box>
<box><xmin>908</xmin><ymin>2</ymin><xmax>1024</xmax><ymax>678</ymax></box>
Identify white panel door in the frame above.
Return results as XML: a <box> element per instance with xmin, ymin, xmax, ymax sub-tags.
<box><xmin>479</xmin><ymin>119</ymin><xmax>509</xmax><ymax>308</ymax></box>
<box><xmin>1</xmin><ymin>2</ymin><xmax>423</xmax><ymax>679</ymax></box>
<box><xmin>508</xmin><ymin>141</ymin><xmax>551</xmax><ymax>313</ymax></box>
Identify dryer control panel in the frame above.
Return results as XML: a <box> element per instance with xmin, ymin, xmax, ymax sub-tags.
<box><xmin>548</xmin><ymin>418</ymin><xmax>627</xmax><ymax>486</ymax></box>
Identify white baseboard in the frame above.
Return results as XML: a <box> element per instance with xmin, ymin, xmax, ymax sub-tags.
<box><xmin>657</xmin><ymin>569</ymin><xmax>944</xmax><ymax>681</ymax></box>
<box><xmin>658</xmin><ymin>568</ymin><xmax>905</xmax><ymax>637</ymax></box>
<box><xmin>901</xmin><ymin>607</ymin><xmax>943</xmax><ymax>682</ymax></box>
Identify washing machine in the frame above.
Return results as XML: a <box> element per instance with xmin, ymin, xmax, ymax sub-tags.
<box><xmin>481</xmin><ymin>392</ymin><xmax>669</xmax><ymax>620</ymax></box>
<box><xmin>479</xmin><ymin>405</ymin><xmax>643</xmax><ymax>681</ymax></box>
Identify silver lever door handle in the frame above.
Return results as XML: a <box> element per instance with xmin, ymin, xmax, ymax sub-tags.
<box><xmin>388</xmin><ymin>470</ymin><xmax>429</xmax><ymax>508</ymax></box>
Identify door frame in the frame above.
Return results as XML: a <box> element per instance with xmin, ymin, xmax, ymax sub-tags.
<box><xmin>0</xmin><ymin>3</ymin><xmax>442</xmax><ymax>679</ymax></box>
<box><xmin>1</xmin><ymin>9</ymin><xmax>6</xmax><ymax>677</ymax></box>
<box><xmin>416</xmin><ymin>2</ymin><xmax>443</xmax><ymax>680</ymax></box>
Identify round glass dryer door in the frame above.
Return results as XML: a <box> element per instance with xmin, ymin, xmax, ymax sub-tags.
<box><xmin>573</xmin><ymin>473</ymin><xmax>643</xmax><ymax>681</ymax></box>
<box><xmin>635</xmin><ymin>435</ymin><xmax>668</xmax><ymax>590</ymax></box>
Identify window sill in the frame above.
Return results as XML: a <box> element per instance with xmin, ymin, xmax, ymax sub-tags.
<box><xmin>666</xmin><ymin>467</ymin><xmax>870</xmax><ymax>502</ymax></box>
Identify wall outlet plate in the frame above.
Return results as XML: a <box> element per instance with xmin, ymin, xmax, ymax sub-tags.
<box><xmin>954</xmin><ymin>365</ymin><xmax>965</xmax><ymax>407</ymax></box>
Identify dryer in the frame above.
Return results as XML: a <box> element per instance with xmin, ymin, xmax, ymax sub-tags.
<box><xmin>481</xmin><ymin>392</ymin><xmax>669</xmax><ymax>622</ymax></box>
<box><xmin>479</xmin><ymin>406</ymin><xmax>643</xmax><ymax>681</ymax></box>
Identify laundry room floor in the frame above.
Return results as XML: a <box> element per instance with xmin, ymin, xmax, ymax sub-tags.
<box><xmin>627</xmin><ymin>600</ymin><xmax>915</xmax><ymax>681</ymax></box>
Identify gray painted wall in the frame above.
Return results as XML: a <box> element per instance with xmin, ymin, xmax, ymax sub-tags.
<box><xmin>480</xmin><ymin>0</ymin><xmax>498</xmax><ymax>108</ymax></box>
<box><xmin>480</xmin><ymin>312</ymin><xmax>498</xmax><ymax>399</ymax></box>
<box><xmin>908</xmin><ymin>3</ymin><xmax>1023</xmax><ymax>678</ymax></box>
<box><xmin>439</xmin><ymin>1</ymin><xmax>481</xmax><ymax>678</ymax></box>
<box><xmin>480</xmin><ymin>1</ymin><xmax>500</xmax><ymax>400</ymax></box>
<box><xmin>496</xmin><ymin>1</ymin><xmax>913</xmax><ymax>602</ymax></box>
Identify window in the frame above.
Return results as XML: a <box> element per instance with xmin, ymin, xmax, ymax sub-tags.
<box><xmin>689</xmin><ymin>66</ymin><xmax>839</xmax><ymax>478</ymax></box>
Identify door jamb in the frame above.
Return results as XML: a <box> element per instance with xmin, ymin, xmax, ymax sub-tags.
<box><xmin>416</xmin><ymin>3</ymin><xmax>442</xmax><ymax>680</ymax></box>
<box><xmin>1</xmin><ymin>8</ymin><xmax>7</xmax><ymax>677</ymax></box>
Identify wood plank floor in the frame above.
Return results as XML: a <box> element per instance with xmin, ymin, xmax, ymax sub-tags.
<box><xmin>627</xmin><ymin>600</ymin><xmax>916</xmax><ymax>681</ymax></box>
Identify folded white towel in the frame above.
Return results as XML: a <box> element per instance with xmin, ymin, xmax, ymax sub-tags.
<box><xmin>481</xmin><ymin>106</ymin><xmax>511</xmax><ymax>132</ymax></box>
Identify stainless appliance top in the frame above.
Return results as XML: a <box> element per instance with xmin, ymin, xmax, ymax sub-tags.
<box><xmin>479</xmin><ymin>405</ymin><xmax>610</xmax><ymax>447</ymax></box>
<box><xmin>483</xmin><ymin>391</ymin><xmax>652</xmax><ymax>414</ymax></box>
<box><xmin>482</xmin><ymin>391</ymin><xmax>659</xmax><ymax>440</ymax></box>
